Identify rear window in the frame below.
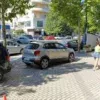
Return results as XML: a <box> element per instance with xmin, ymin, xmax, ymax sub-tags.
<box><xmin>26</xmin><ymin>43</ymin><xmax>39</xmax><ymax>49</ymax></box>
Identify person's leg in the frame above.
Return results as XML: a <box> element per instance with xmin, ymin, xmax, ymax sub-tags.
<box><xmin>93</xmin><ymin>58</ymin><xmax>99</xmax><ymax>70</ymax></box>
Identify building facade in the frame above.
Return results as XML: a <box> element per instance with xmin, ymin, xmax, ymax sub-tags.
<box><xmin>12</xmin><ymin>0</ymin><xmax>50</xmax><ymax>36</ymax></box>
<box><xmin>0</xmin><ymin>21</ymin><xmax>11</xmax><ymax>38</ymax></box>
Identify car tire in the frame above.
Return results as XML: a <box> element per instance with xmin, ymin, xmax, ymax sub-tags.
<box><xmin>40</xmin><ymin>58</ymin><xmax>49</xmax><ymax>69</ymax></box>
<box><xmin>25</xmin><ymin>63</ymin><xmax>31</xmax><ymax>67</ymax></box>
<box><xmin>0</xmin><ymin>70</ymin><xmax>4</xmax><ymax>81</ymax></box>
<box><xmin>68</xmin><ymin>53</ymin><xmax>75</xmax><ymax>62</ymax></box>
<box><xmin>20</xmin><ymin>49</ymin><xmax>23</xmax><ymax>54</ymax></box>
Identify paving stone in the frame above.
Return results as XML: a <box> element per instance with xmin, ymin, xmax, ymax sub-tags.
<box><xmin>0</xmin><ymin>53</ymin><xmax>100</xmax><ymax>100</ymax></box>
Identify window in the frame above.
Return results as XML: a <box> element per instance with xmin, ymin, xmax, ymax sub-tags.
<box><xmin>43</xmin><ymin>43</ymin><xmax>56</xmax><ymax>49</ymax></box>
<box><xmin>24</xmin><ymin>21</ymin><xmax>31</xmax><ymax>27</ymax></box>
<box><xmin>37</xmin><ymin>21</ymin><xmax>43</xmax><ymax>27</ymax></box>
<box><xmin>55</xmin><ymin>43</ymin><xmax>65</xmax><ymax>49</ymax></box>
<box><xmin>26</xmin><ymin>43</ymin><xmax>39</xmax><ymax>49</ymax></box>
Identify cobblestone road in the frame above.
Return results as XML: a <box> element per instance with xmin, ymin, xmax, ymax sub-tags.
<box><xmin>0</xmin><ymin>52</ymin><xmax>100</xmax><ymax>100</ymax></box>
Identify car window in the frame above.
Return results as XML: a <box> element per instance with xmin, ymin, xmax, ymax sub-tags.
<box><xmin>55</xmin><ymin>43</ymin><xmax>65</xmax><ymax>49</ymax></box>
<box><xmin>69</xmin><ymin>40</ymin><xmax>78</xmax><ymax>45</ymax></box>
<box><xmin>26</xmin><ymin>43</ymin><xmax>39</xmax><ymax>49</ymax></box>
<box><xmin>7</xmin><ymin>41</ymin><xmax>17</xmax><ymax>46</ymax></box>
<box><xmin>20</xmin><ymin>37</ymin><xmax>25</xmax><ymax>39</ymax></box>
<box><xmin>43</xmin><ymin>43</ymin><xmax>56</xmax><ymax>49</ymax></box>
<box><xmin>7</xmin><ymin>41</ymin><xmax>14</xmax><ymax>46</ymax></box>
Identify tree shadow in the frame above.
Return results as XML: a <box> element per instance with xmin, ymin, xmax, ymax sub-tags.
<box><xmin>0</xmin><ymin>52</ymin><xmax>93</xmax><ymax>96</ymax></box>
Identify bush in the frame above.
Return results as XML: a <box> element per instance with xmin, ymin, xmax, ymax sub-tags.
<box><xmin>14</xmin><ymin>29</ymin><xmax>25</xmax><ymax>36</ymax></box>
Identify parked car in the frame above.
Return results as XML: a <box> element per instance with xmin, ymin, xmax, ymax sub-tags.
<box><xmin>7</xmin><ymin>41</ymin><xmax>25</xmax><ymax>54</ymax></box>
<box><xmin>0</xmin><ymin>40</ymin><xmax>24</xmax><ymax>54</ymax></box>
<box><xmin>0</xmin><ymin>44</ymin><xmax>11</xmax><ymax>81</ymax></box>
<box><xmin>22</xmin><ymin>35</ymin><xmax>33</xmax><ymax>40</ymax></box>
<box><xmin>17</xmin><ymin>36</ymin><xmax>33</xmax><ymax>44</ymax></box>
<box><xmin>22</xmin><ymin>40</ymin><xmax>75</xmax><ymax>69</ymax></box>
<box><xmin>65</xmin><ymin>36</ymin><xmax>72</xmax><ymax>39</ymax></box>
<box><xmin>57</xmin><ymin>40</ymin><xmax>83</xmax><ymax>51</ymax></box>
<box><xmin>33</xmin><ymin>36</ymin><xmax>44</xmax><ymax>40</ymax></box>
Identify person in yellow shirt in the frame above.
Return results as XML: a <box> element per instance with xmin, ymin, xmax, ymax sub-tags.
<box><xmin>93</xmin><ymin>41</ymin><xmax>100</xmax><ymax>70</ymax></box>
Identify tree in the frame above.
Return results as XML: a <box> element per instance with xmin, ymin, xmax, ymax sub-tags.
<box><xmin>51</xmin><ymin>0</ymin><xmax>100</xmax><ymax>32</ymax></box>
<box><xmin>14</xmin><ymin>29</ymin><xmax>25</xmax><ymax>36</ymax></box>
<box><xmin>87</xmin><ymin>1</ymin><xmax>100</xmax><ymax>33</ymax></box>
<box><xmin>0</xmin><ymin>0</ymin><xmax>33</xmax><ymax>47</ymax></box>
<box><xmin>51</xmin><ymin>0</ymin><xmax>100</xmax><ymax>51</ymax></box>
<box><xmin>45</xmin><ymin>9</ymin><xmax>73</xmax><ymax>35</ymax></box>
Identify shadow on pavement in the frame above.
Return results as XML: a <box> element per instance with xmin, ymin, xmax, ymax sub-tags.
<box><xmin>0</xmin><ymin>52</ymin><xmax>93</xmax><ymax>96</ymax></box>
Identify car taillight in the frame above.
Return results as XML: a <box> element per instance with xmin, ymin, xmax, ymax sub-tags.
<box><xmin>34</xmin><ymin>50</ymin><xmax>40</xmax><ymax>56</ymax></box>
<box><xmin>6</xmin><ymin>56</ymin><xmax>10</xmax><ymax>61</ymax></box>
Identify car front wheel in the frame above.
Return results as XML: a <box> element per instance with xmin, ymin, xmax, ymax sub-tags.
<box><xmin>68</xmin><ymin>53</ymin><xmax>75</xmax><ymax>62</ymax></box>
<box><xmin>0</xmin><ymin>70</ymin><xmax>4</xmax><ymax>81</ymax></box>
<box><xmin>40</xmin><ymin>58</ymin><xmax>49</xmax><ymax>69</ymax></box>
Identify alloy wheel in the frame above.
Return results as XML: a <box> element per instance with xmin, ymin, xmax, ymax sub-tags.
<box><xmin>41</xmin><ymin>58</ymin><xmax>49</xmax><ymax>69</ymax></box>
<box><xmin>69</xmin><ymin>53</ymin><xmax>75</xmax><ymax>62</ymax></box>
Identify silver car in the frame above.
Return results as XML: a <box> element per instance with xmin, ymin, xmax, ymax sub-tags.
<box><xmin>0</xmin><ymin>40</ymin><xmax>24</xmax><ymax>54</ymax></box>
<box><xmin>22</xmin><ymin>40</ymin><xmax>75</xmax><ymax>69</ymax></box>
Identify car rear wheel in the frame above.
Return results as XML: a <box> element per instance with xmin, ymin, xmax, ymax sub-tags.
<box><xmin>68</xmin><ymin>53</ymin><xmax>75</xmax><ymax>62</ymax></box>
<box><xmin>40</xmin><ymin>58</ymin><xmax>49</xmax><ymax>69</ymax></box>
<box><xmin>0</xmin><ymin>70</ymin><xmax>4</xmax><ymax>81</ymax></box>
<box><xmin>25</xmin><ymin>63</ymin><xmax>31</xmax><ymax>67</ymax></box>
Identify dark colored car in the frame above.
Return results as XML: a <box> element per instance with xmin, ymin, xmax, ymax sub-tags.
<box><xmin>67</xmin><ymin>40</ymin><xmax>83</xmax><ymax>51</ymax></box>
<box><xmin>0</xmin><ymin>44</ymin><xmax>12</xmax><ymax>81</ymax></box>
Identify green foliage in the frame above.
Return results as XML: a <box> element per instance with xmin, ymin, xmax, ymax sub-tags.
<box><xmin>45</xmin><ymin>9</ymin><xmax>73</xmax><ymax>35</ymax></box>
<box><xmin>51</xmin><ymin>0</ymin><xmax>100</xmax><ymax>34</ymax></box>
<box><xmin>14</xmin><ymin>29</ymin><xmax>25</xmax><ymax>36</ymax></box>
<box><xmin>0</xmin><ymin>0</ymin><xmax>33</xmax><ymax>21</ymax></box>
<box><xmin>0</xmin><ymin>0</ymin><xmax>33</xmax><ymax>47</ymax></box>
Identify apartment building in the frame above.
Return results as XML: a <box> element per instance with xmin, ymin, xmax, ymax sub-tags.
<box><xmin>12</xmin><ymin>0</ymin><xmax>50</xmax><ymax>36</ymax></box>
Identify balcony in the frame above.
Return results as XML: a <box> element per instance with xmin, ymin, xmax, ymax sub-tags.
<box><xmin>31</xmin><ymin>0</ymin><xmax>50</xmax><ymax>5</ymax></box>
<box><xmin>32</xmin><ymin>7</ymin><xmax>49</xmax><ymax>13</ymax></box>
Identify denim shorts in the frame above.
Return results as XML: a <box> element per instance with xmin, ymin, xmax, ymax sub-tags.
<box><xmin>92</xmin><ymin>52</ymin><xmax>100</xmax><ymax>58</ymax></box>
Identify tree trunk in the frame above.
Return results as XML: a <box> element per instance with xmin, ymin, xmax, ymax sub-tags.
<box><xmin>1</xmin><ymin>1</ymin><xmax>6</xmax><ymax>48</ymax></box>
<box><xmin>78</xmin><ymin>18</ymin><xmax>81</xmax><ymax>52</ymax></box>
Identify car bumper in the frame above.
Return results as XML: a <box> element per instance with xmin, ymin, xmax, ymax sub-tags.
<box><xmin>22</xmin><ymin>57</ymin><xmax>40</xmax><ymax>64</ymax></box>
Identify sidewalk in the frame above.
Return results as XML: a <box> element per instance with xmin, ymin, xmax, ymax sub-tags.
<box><xmin>0</xmin><ymin>53</ymin><xmax>100</xmax><ymax>100</ymax></box>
